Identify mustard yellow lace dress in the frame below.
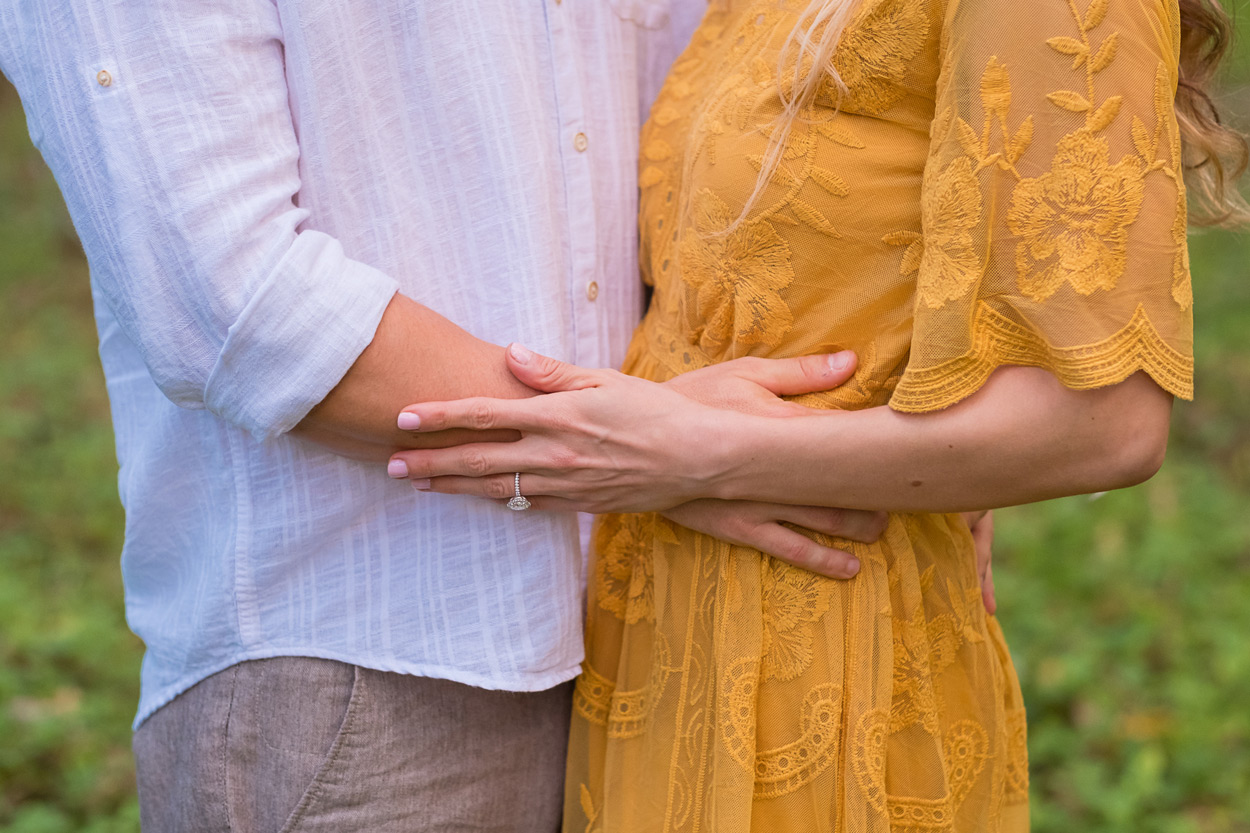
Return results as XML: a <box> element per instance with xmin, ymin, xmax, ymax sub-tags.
<box><xmin>566</xmin><ymin>0</ymin><xmax>1193</xmax><ymax>830</ymax></box>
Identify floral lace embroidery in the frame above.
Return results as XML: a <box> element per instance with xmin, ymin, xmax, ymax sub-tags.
<box><xmin>1009</xmin><ymin>131</ymin><xmax>1146</xmax><ymax>301</ymax></box>
<box><xmin>1007</xmin><ymin>0</ymin><xmax>1154</xmax><ymax>301</ymax></box>
<box><xmin>681</xmin><ymin>188</ymin><xmax>797</xmax><ymax>350</ymax></box>
<box><xmin>595</xmin><ymin>514</ymin><xmax>679</xmax><ymax>624</ymax></box>
<box><xmin>760</xmin><ymin>558</ymin><xmax>833</xmax><ymax>681</ymax></box>
<box><xmin>890</xmin><ymin>55</ymin><xmax>1034</xmax><ymax>308</ymax></box>
<box><xmin>893</xmin><ymin>0</ymin><xmax>1190</xmax><ymax>318</ymax></box>
<box><xmin>826</xmin><ymin>0</ymin><xmax>931</xmax><ymax>114</ymax></box>
<box><xmin>890</xmin><ymin>567</ymin><xmax>986</xmax><ymax>734</ymax></box>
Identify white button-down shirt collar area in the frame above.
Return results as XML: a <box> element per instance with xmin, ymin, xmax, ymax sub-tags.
<box><xmin>0</xmin><ymin>0</ymin><xmax>704</xmax><ymax>727</ymax></box>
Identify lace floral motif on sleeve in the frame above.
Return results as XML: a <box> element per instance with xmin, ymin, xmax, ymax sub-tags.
<box><xmin>889</xmin><ymin>55</ymin><xmax>1036</xmax><ymax>309</ymax></box>
<box><xmin>891</xmin><ymin>0</ymin><xmax>1188</xmax><ymax>312</ymax></box>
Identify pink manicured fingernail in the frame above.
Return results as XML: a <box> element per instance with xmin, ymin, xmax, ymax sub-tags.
<box><xmin>827</xmin><ymin>351</ymin><xmax>853</xmax><ymax>373</ymax></box>
<box><xmin>387</xmin><ymin>459</ymin><xmax>408</xmax><ymax>479</ymax></box>
<box><xmin>411</xmin><ymin>479</ymin><xmax>431</xmax><ymax>491</ymax></box>
<box><xmin>509</xmin><ymin>343</ymin><xmax>532</xmax><ymax>364</ymax></box>
<box><xmin>397</xmin><ymin>412</ymin><xmax>421</xmax><ymax>430</ymax></box>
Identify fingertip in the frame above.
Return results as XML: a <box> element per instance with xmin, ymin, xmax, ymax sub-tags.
<box><xmin>817</xmin><ymin>552</ymin><xmax>860</xmax><ymax>580</ymax></box>
<box><xmin>508</xmin><ymin>343</ymin><xmax>533</xmax><ymax>365</ymax></box>
<box><xmin>397</xmin><ymin>411</ymin><xmax>421</xmax><ymax>431</ymax></box>
<box><xmin>825</xmin><ymin>350</ymin><xmax>856</xmax><ymax>377</ymax></box>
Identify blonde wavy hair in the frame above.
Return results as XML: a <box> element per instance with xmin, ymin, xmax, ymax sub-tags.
<box><xmin>745</xmin><ymin>0</ymin><xmax>1248</xmax><ymax>228</ymax></box>
<box><xmin>1175</xmin><ymin>0</ymin><xmax>1249</xmax><ymax>226</ymax></box>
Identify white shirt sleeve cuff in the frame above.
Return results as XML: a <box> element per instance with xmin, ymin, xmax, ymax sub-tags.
<box><xmin>204</xmin><ymin>230</ymin><xmax>399</xmax><ymax>440</ymax></box>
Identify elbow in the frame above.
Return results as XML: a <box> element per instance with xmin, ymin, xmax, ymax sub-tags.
<box><xmin>1103</xmin><ymin>387</ymin><xmax>1174</xmax><ymax>490</ymax></box>
<box><xmin>1114</xmin><ymin>422</ymin><xmax>1169</xmax><ymax>487</ymax></box>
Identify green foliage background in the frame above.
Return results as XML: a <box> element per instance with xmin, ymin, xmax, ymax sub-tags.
<box><xmin>1</xmin><ymin>12</ymin><xmax>1248</xmax><ymax>831</ymax></box>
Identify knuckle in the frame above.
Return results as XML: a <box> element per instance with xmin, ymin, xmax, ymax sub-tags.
<box><xmin>798</xmin><ymin>354</ymin><xmax>825</xmax><ymax>382</ymax></box>
<box><xmin>485</xmin><ymin>477</ymin><xmax>511</xmax><ymax>499</ymax></box>
<box><xmin>551</xmin><ymin>448</ymin><xmax>581</xmax><ymax>470</ymax></box>
<box><xmin>725</xmin><ymin>516</ymin><xmax>755</xmax><ymax>542</ymax></box>
<box><xmin>537</xmin><ymin>357</ymin><xmax>569</xmax><ymax>384</ymax></box>
<box><xmin>462</xmin><ymin>449</ymin><xmax>491</xmax><ymax>476</ymax></box>
<box><xmin>740</xmin><ymin>356</ymin><xmax>768</xmax><ymax>376</ymax></box>
<box><xmin>466</xmin><ymin>401</ymin><xmax>495</xmax><ymax>431</ymax></box>
<box><xmin>781</xmin><ymin>539</ymin><xmax>817</xmax><ymax>567</ymax></box>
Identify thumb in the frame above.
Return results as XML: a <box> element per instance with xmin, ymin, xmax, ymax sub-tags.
<box><xmin>505</xmin><ymin>343</ymin><xmax>600</xmax><ymax>393</ymax></box>
<box><xmin>737</xmin><ymin>351</ymin><xmax>858</xmax><ymax>397</ymax></box>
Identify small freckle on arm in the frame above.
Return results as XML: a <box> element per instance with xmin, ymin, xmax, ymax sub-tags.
<box><xmin>910</xmin><ymin>480</ymin><xmax>923</xmax><ymax>487</ymax></box>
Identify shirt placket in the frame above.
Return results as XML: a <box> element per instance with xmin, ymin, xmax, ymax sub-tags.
<box><xmin>544</xmin><ymin>1</ymin><xmax>603</xmax><ymax>369</ymax></box>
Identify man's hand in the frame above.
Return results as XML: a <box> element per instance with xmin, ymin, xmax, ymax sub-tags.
<box><xmin>663</xmin><ymin>499</ymin><xmax>887</xmax><ymax>579</ymax></box>
<box><xmin>962</xmin><ymin>509</ymin><xmax>997</xmax><ymax>614</ymax></box>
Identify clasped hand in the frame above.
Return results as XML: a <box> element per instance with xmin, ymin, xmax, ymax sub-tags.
<box><xmin>387</xmin><ymin>343</ymin><xmax>995</xmax><ymax>606</ymax></box>
<box><xmin>392</xmin><ymin>343</ymin><xmax>855</xmax><ymax>513</ymax></box>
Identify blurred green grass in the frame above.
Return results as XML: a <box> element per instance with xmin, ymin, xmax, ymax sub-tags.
<box><xmin>2</xmin><ymin>15</ymin><xmax>1249</xmax><ymax>832</ymax></box>
<box><xmin>0</xmin><ymin>80</ymin><xmax>141</xmax><ymax>832</ymax></box>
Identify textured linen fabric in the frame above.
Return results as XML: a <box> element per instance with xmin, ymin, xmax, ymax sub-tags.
<box><xmin>567</xmin><ymin>0</ymin><xmax>1191</xmax><ymax>830</ymax></box>
<box><xmin>0</xmin><ymin>0</ymin><xmax>703</xmax><ymax>727</ymax></box>
<box><xmin>133</xmin><ymin>657</ymin><xmax>574</xmax><ymax>833</ymax></box>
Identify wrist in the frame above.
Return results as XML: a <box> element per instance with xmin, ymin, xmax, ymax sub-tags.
<box><xmin>700</xmin><ymin>410</ymin><xmax>766</xmax><ymax>502</ymax></box>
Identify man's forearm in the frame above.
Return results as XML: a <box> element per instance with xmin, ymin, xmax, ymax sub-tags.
<box><xmin>292</xmin><ymin>293</ymin><xmax>536</xmax><ymax>461</ymax></box>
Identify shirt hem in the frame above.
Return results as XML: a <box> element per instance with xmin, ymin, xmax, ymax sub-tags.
<box><xmin>132</xmin><ymin>648</ymin><xmax>583</xmax><ymax>730</ymax></box>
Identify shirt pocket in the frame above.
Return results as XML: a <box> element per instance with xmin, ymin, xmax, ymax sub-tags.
<box><xmin>607</xmin><ymin>0</ymin><xmax>673</xmax><ymax>29</ymax></box>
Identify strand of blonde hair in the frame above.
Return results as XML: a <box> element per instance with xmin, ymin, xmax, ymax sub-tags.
<box><xmin>729</xmin><ymin>0</ymin><xmax>863</xmax><ymax>231</ymax></box>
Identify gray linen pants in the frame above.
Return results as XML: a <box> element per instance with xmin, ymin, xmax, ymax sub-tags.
<box><xmin>132</xmin><ymin>657</ymin><xmax>573</xmax><ymax>833</ymax></box>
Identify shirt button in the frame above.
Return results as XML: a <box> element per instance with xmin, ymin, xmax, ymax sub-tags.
<box><xmin>573</xmin><ymin>132</ymin><xmax>589</xmax><ymax>153</ymax></box>
<box><xmin>586</xmin><ymin>281</ymin><xmax>599</xmax><ymax>301</ymax></box>
<box><xmin>96</xmin><ymin>70</ymin><xmax>113</xmax><ymax>87</ymax></box>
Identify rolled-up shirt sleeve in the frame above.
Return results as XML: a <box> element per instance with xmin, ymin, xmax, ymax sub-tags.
<box><xmin>0</xmin><ymin>1</ymin><xmax>398</xmax><ymax>439</ymax></box>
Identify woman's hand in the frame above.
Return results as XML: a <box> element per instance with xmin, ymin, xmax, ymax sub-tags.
<box><xmin>387</xmin><ymin>344</ymin><xmax>858</xmax><ymax>513</ymax></box>
<box><xmin>962</xmin><ymin>509</ymin><xmax>997</xmax><ymax>615</ymax></box>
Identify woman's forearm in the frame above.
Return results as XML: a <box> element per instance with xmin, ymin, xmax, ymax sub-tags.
<box><xmin>386</xmin><ymin>352</ymin><xmax>1175</xmax><ymax>516</ymax></box>
<box><xmin>708</xmin><ymin>366</ymin><xmax>1174</xmax><ymax>513</ymax></box>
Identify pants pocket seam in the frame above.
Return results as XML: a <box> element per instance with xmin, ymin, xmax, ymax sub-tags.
<box><xmin>276</xmin><ymin>666</ymin><xmax>369</xmax><ymax>833</ymax></box>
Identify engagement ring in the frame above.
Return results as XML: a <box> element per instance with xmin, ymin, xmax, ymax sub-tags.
<box><xmin>507</xmin><ymin>472</ymin><xmax>531</xmax><ymax>511</ymax></box>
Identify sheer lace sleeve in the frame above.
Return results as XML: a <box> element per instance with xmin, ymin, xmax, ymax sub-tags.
<box><xmin>889</xmin><ymin>0</ymin><xmax>1193</xmax><ymax>412</ymax></box>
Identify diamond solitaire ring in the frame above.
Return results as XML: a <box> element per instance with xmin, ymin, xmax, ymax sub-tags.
<box><xmin>507</xmin><ymin>472</ymin><xmax>531</xmax><ymax>511</ymax></box>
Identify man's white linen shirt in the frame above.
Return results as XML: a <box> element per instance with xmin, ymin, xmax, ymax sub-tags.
<box><xmin>0</xmin><ymin>0</ymin><xmax>703</xmax><ymax>726</ymax></box>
